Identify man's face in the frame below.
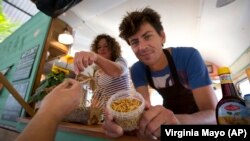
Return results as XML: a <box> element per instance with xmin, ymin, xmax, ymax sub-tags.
<box><xmin>128</xmin><ymin>23</ymin><xmax>165</xmax><ymax>66</ymax></box>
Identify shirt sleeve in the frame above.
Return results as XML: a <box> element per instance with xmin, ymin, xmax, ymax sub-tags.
<box><xmin>115</xmin><ymin>57</ymin><xmax>129</xmax><ymax>76</ymax></box>
<box><xmin>182</xmin><ymin>48</ymin><xmax>212</xmax><ymax>89</ymax></box>
<box><xmin>130</xmin><ymin>62</ymin><xmax>148</xmax><ymax>88</ymax></box>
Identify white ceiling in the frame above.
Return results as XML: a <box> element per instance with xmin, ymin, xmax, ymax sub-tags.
<box><xmin>59</xmin><ymin>0</ymin><xmax>250</xmax><ymax>67</ymax></box>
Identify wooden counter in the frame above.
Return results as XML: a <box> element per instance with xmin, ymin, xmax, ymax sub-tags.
<box><xmin>18</xmin><ymin>118</ymin><xmax>157</xmax><ymax>141</ymax></box>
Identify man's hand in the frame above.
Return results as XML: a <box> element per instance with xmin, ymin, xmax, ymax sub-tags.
<box><xmin>139</xmin><ymin>105</ymin><xmax>180</xmax><ymax>138</ymax></box>
<box><xmin>102</xmin><ymin>108</ymin><xmax>124</xmax><ymax>138</ymax></box>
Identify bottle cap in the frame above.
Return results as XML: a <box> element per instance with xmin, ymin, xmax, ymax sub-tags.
<box><xmin>218</xmin><ymin>67</ymin><xmax>231</xmax><ymax>75</ymax></box>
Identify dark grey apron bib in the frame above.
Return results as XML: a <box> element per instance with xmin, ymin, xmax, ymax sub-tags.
<box><xmin>145</xmin><ymin>49</ymin><xmax>199</xmax><ymax>114</ymax></box>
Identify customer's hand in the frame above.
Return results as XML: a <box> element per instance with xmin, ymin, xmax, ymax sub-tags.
<box><xmin>103</xmin><ymin>108</ymin><xmax>124</xmax><ymax>138</ymax></box>
<box><xmin>38</xmin><ymin>78</ymin><xmax>82</xmax><ymax>121</ymax></box>
<box><xmin>139</xmin><ymin>105</ymin><xmax>180</xmax><ymax>138</ymax></box>
<box><xmin>74</xmin><ymin>51</ymin><xmax>97</xmax><ymax>74</ymax></box>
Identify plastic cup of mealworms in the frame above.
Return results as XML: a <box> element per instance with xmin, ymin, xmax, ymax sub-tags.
<box><xmin>106</xmin><ymin>89</ymin><xmax>145</xmax><ymax>131</ymax></box>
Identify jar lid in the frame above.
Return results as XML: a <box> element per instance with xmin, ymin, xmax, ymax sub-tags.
<box><xmin>218</xmin><ymin>67</ymin><xmax>231</xmax><ymax>75</ymax></box>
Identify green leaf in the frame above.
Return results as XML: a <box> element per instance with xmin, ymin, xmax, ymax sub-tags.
<box><xmin>28</xmin><ymin>71</ymin><xmax>66</xmax><ymax>103</ymax></box>
<box><xmin>0</xmin><ymin>0</ymin><xmax>21</xmax><ymax>42</ymax></box>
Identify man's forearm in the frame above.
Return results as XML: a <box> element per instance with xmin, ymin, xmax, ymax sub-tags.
<box><xmin>175</xmin><ymin>110</ymin><xmax>216</xmax><ymax>124</ymax></box>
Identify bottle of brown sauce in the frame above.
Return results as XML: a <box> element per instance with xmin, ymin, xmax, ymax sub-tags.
<box><xmin>216</xmin><ymin>67</ymin><xmax>246</xmax><ymax>124</ymax></box>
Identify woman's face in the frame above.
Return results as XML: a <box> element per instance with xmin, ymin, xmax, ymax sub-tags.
<box><xmin>97</xmin><ymin>38</ymin><xmax>112</xmax><ymax>60</ymax></box>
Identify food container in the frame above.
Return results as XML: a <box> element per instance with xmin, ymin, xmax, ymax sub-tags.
<box><xmin>106</xmin><ymin>89</ymin><xmax>145</xmax><ymax>131</ymax></box>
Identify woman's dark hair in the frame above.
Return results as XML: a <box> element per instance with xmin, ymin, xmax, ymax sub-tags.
<box><xmin>91</xmin><ymin>34</ymin><xmax>121</xmax><ymax>61</ymax></box>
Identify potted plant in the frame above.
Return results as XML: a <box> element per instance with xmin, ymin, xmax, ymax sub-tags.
<box><xmin>28</xmin><ymin>66</ymin><xmax>67</xmax><ymax>110</ymax></box>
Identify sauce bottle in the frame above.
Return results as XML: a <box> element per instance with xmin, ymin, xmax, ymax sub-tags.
<box><xmin>216</xmin><ymin>67</ymin><xmax>246</xmax><ymax>124</ymax></box>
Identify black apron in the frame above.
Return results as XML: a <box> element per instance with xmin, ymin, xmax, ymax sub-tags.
<box><xmin>145</xmin><ymin>49</ymin><xmax>199</xmax><ymax>114</ymax></box>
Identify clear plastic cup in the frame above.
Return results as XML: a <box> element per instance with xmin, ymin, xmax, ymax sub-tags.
<box><xmin>106</xmin><ymin>89</ymin><xmax>145</xmax><ymax>131</ymax></box>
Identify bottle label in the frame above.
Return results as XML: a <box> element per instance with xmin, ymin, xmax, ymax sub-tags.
<box><xmin>217</xmin><ymin>102</ymin><xmax>246</xmax><ymax>124</ymax></box>
<box><xmin>220</xmin><ymin>74</ymin><xmax>233</xmax><ymax>84</ymax></box>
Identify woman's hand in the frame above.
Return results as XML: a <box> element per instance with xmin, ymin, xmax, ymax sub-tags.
<box><xmin>74</xmin><ymin>51</ymin><xmax>97</xmax><ymax>74</ymax></box>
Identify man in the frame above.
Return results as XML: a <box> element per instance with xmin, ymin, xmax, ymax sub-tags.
<box><xmin>103</xmin><ymin>7</ymin><xmax>218</xmax><ymax>139</ymax></box>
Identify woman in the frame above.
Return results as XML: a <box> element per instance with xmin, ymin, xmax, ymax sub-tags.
<box><xmin>74</xmin><ymin>34</ymin><xmax>130</xmax><ymax>114</ymax></box>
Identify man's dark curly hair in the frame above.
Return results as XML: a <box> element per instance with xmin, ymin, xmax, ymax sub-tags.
<box><xmin>119</xmin><ymin>7</ymin><xmax>164</xmax><ymax>45</ymax></box>
<box><xmin>90</xmin><ymin>34</ymin><xmax>121</xmax><ymax>61</ymax></box>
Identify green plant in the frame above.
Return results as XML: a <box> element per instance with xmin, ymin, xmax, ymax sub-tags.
<box><xmin>28</xmin><ymin>71</ymin><xmax>66</xmax><ymax>104</ymax></box>
<box><xmin>0</xmin><ymin>0</ymin><xmax>20</xmax><ymax>42</ymax></box>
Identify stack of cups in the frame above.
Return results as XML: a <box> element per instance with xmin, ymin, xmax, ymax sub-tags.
<box><xmin>106</xmin><ymin>89</ymin><xmax>145</xmax><ymax>131</ymax></box>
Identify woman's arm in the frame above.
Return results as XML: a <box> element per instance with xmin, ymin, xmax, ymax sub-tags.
<box><xmin>95</xmin><ymin>56</ymin><xmax>126</xmax><ymax>77</ymax></box>
<box><xmin>74</xmin><ymin>51</ymin><xmax>126</xmax><ymax>77</ymax></box>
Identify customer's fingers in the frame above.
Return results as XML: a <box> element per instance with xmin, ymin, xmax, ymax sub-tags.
<box><xmin>52</xmin><ymin>79</ymin><xmax>70</xmax><ymax>90</ymax></box>
<box><xmin>64</xmin><ymin>79</ymin><xmax>81</xmax><ymax>90</ymax></box>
